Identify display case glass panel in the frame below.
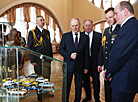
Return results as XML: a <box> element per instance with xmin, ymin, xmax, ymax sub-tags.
<box><xmin>0</xmin><ymin>22</ymin><xmax>67</xmax><ymax>102</ymax></box>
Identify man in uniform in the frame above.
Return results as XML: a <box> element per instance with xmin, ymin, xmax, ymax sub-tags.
<box><xmin>27</xmin><ymin>15</ymin><xmax>53</xmax><ymax>101</ymax></box>
<box><xmin>97</xmin><ymin>7</ymin><xmax>120</xmax><ymax>102</ymax></box>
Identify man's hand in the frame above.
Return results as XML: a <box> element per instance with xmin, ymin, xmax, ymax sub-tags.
<box><xmin>98</xmin><ymin>66</ymin><xmax>102</xmax><ymax>73</ymax></box>
<box><xmin>103</xmin><ymin>70</ymin><xmax>107</xmax><ymax>81</ymax></box>
<box><xmin>83</xmin><ymin>69</ymin><xmax>88</xmax><ymax>74</ymax></box>
<box><xmin>32</xmin><ymin>63</ymin><xmax>38</xmax><ymax>66</ymax></box>
<box><xmin>103</xmin><ymin>70</ymin><xmax>112</xmax><ymax>81</ymax></box>
<box><xmin>71</xmin><ymin>53</ymin><xmax>77</xmax><ymax>59</ymax></box>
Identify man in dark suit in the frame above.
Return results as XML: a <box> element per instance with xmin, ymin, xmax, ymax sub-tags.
<box><xmin>104</xmin><ymin>1</ymin><xmax>138</xmax><ymax>102</ymax></box>
<box><xmin>82</xmin><ymin>19</ymin><xmax>101</xmax><ymax>102</ymax></box>
<box><xmin>98</xmin><ymin>7</ymin><xmax>120</xmax><ymax>102</ymax></box>
<box><xmin>27</xmin><ymin>16</ymin><xmax>53</xmax><ymax>101</ymax></box>
<box><xmin>59</xmin><ymin>18</ymin><xmax>89</xmax><ymax>102</ymax></box>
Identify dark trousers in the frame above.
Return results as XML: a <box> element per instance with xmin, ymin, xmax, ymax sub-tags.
<box><xmin>62</xmin><ymin>70</ymin><xmax>82</xmax><ymax>102</ymax></box>
<box><xmin>104</xmin><ymin>80</ymin><xmax>112</xmax><ymax>102</ymax></box>
<box><xmin>112</xmin><ymin>89</ymin><xmax>135</xmax><ymax>102</ymax></box>
<box><xmin>90</xmin><ymin>61</ymin><xmax>100</xmax><ymax>101</ymax></box>
<box><xmin>83</xmin><ymin>72</ymin><xmax>91</xmax><ymax>98</ymax></box>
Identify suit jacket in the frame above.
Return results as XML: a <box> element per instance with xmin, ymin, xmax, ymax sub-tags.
<box><xmin>84</xmin><ymin>31</ymin><xmax>102</xmax><ymax>69</ymax></box>
<box><xmin>98</xmin><ymin>24</ymin><xmax>120</xmax><ymax>69</ymax></box>
<box><xmin>27</xmin><ymin>26</ymin><xmax>53</xmax><ymax>63</ymax></box>
<box><xmin>59</xmin><ymin>31</ymin><xmax>89</xmax><ymax>73</ymax></box>
<box><xmin>105</xmin><ymin>17</ymin><xmax>138</xmax><ymax>93</ymax></box>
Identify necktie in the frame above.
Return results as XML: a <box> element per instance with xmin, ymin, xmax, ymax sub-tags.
<box><xmin>110</xmin><ymin>26</ymin><xmax>112</xmax><ymax>34</ymax></box>
<box><xmin>88</xmin><ymin>33</ymin><xmax>91</xmax><ymax>56</ymax></box>
<box><xmin>75</xmin><ymin>33</ymin><xmax>78</xmax><ymax>49</ymax></box>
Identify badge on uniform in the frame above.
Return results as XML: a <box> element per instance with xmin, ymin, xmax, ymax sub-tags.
<box><xmin>47</xmin><ymin>35</ymin><xmax>49</xmax><ymax>39</ymax></box>
<box><xmin>111</xmin><ymin>34</ymin><xmax>117</xmax><ymax>44</ymax></box>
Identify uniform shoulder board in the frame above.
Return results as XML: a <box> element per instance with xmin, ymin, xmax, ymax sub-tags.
<box><xmin>27</xmin><ymin>28</ymin><xmax>36</xmax><ymax>41</ymax></box>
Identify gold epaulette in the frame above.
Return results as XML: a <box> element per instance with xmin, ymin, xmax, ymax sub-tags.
<box><xmin>26</xmin><ymin>28</ymin><xmax>36</xmax><ymax>41</ymax></box>
<box><xmin>101</xmin><ymin>28</ymin><xmax>106</xmax><ymax>46</ymax></box>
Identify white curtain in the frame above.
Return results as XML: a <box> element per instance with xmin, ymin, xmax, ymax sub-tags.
<box><xmin>0</xmin><ymin>7</ymin><xmax>60</xmax><ymax>42</ymax></box>
<box><xmin>14</xmin><ymin>7</ymin><xmax>27</xmax><ymax>39</ymax></box>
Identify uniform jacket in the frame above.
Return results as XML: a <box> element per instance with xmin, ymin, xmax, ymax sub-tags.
<box><xmin>58</xmin><ymin>31</ymin><xmax>89</xmax><ymax>72</ymax></box>
<box><xmin>98</xmin><ymin>24</ymin><xmax>120</xmax><ymax>69</ymax></box>
<box><xmin>105</xmin><ymin>17</ymin><xmax>138</xmax><ymax>93</ymax></box>
<box><xmin>27</xmin><ymin>26</ymin><xmax>53</xmax><ymax>63</ymax></box>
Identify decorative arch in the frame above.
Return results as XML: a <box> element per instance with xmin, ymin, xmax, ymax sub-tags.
<box><xmin>0</xmin><ymin>1</ymin><xmax>64</xmax><ymax>37</ymax></box>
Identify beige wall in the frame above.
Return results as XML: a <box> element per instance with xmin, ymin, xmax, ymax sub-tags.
<box><xmin>133</xmin><ymin>0</ymin><xmax>138</xmax><ymax>20</ymax></box>
<box><xmin>0</xmin><ymin>0</ymin><xmax>105</xmax><ymax>33</ymax></box>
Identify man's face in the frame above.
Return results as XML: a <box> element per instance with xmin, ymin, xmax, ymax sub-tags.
<box><xmin>105</xmin><ymin>10</ymin><xmax>116</xmax><ymax>26</ymax></box>
<box><xmin>83</xmin><ymin>20</ymin><xmax>93</xmax><ymax>33</ymax></box>
<box><xmin>36</xmin><ymin>17</ymin><xmax>45</xmax><ymax>28</ymax></box>
<box><xmin>70</xmin><ymin>19</ymin><xmax>80</xmax><ymax>33</ymax></box>
<box><xmin>114</xmin><ymin>4</ymin><xmax>124</xmax><ymax>25</ymax></box>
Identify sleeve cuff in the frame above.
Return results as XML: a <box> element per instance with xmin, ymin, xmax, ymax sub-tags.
<box><xmin>105</xmin><ymin>73</ymin><xmax>111</xmax><ymax>79</ymax></box>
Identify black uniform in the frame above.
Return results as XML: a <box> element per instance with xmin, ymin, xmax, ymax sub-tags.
<box><xmin>98</xmin><ymin>24</ymin><xmax>120</xmax><ymax>102</ymax></box>
<box><xmin>27</xmin><ymin>26</ymin><xmax>53</xmax><ymax>100</ymax></box>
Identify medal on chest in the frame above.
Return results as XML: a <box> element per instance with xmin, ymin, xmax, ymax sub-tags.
<box><xmin>111</xmin><ymin>34</ymin><xmax>117</xmax><ymax>44</ymax></box>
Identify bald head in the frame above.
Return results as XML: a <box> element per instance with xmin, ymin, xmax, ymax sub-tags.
<box><xmin>70</xmin><ymin>18</ymin><xmax>81</xmax><ymax>33</ymax></box>
<box><xmin>70</xmin><ymin>18</ymin><xmax>80</xmax><ymax>25</ymax></box>
<box><xmin>119</xmin><ymin>1</ymin><xmax>134</xmax><ymax>14</ymax></box>
<box><xmin>114</xmin><ymin>1</ymin><xmax>134</xmax><ymax>25</ymax></box>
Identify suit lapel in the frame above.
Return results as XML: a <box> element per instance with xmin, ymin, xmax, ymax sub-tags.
<box><xmin>70</xmin><ymin>32</ymin><xmax>76</xmax><ymax>50</ymax></box>
<box><xmin>77</xmin><ymin>32</ymin><xmax>83</xmax><ymax>51</ymax></box>
<box><xmin>91</xmin><ymin>31</ymin><xmax>96</xmax><ymax>50</ymax></box>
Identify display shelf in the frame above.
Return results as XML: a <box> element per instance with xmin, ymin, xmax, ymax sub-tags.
<box><xmin>0</xmin><ymin>46</ymin><xmax>67</xmax><ymax>102</ymax></box>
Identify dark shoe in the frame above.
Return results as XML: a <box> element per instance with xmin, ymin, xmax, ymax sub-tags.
<box><xmin>82</xmin><ymin>97</ymin><xmax>91</xmax><ymax>102</ymax></box>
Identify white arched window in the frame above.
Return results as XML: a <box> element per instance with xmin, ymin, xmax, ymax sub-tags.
<box><xmin>0</xmin><ymin>7</ymin><xmax>60</xmax><ymax>43</ymax></box>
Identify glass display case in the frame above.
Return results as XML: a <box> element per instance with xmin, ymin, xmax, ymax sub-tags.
<box><xmin>0</xmin><ymin>22</ymin><xmax>67</xmax><ymax>102</ymax></box>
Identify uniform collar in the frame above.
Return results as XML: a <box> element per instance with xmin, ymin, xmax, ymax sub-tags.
<box><xmin>37</xmin><ymin>26</ymin><xmax>44</xmax><ymax>32</ymax></box>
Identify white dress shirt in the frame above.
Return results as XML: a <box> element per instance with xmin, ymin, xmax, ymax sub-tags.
<box><xmin>121</xmin><ymin>16</ymin><xmax>134</xmax><ymax>27</ymax></box>
<box><xmin>109</xmin><ymin>23</ymin><xmax>117</xmax><ymax>33</ymax></box>
<box><xmin>72</xmin><ymin>31</ymin><xmax>80</xmax><ymax>43</ymax></box>
<box><xmin>37</xmin><ymin>26</ymin><xmax>44</xmax><ymax>33</ymax></box>
<box><xmin>85</xmin><ymin>31</ymin><xmax>93</xmax><ymax>56</ymax></box>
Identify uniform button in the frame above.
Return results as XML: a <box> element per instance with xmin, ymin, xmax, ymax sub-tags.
<box><xmin>106</xmin><ymin>47</ymin><xmax>107</xmax><ymax>49</ymax></box>
<box><xmin>105</xmin><ymin>52</ymin><xmax>107</xmax><ymax>54</ymax></box>
<box><xmin>106</xmin><ymin>41</ymin><xmax>108</xmax><ymax>43</ymax></box>
<box><xmin>106</xmin><ymin>57</ymin><xmax>107</xmax><ymax>59</ymax></box>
